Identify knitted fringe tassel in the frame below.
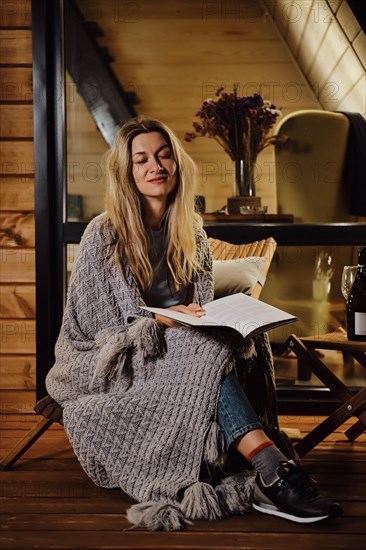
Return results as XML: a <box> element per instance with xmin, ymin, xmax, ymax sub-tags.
<box><xmin>126</xmin><ymin>501</ymin><xmax>189</xmax><ymax>531</ymax></box>
<box><xmin>180</xmin><ymin>481</ymin><xmax>223</xmax><ymax>520</ymax></box>
<box><xmin>129</xmin><ymin>317</ymin><xmax>166</xmax><ymax>360</ymax></box>
<box><xmin>126</xmin><ymin>474</ymin><xmax>255</xmax><ymax>530</ymax></box>
<box><xmin>203</xmin><ymin>421</ymin><xmax>227</xmax><ymax>468</ymax></box>
<box><xmin>215</xmin><ymin>471</ymin><xmax>256</xmax><ymax>516</ymax></box>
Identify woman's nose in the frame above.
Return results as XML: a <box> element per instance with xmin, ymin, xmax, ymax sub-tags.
<box><xmin>149</xmin><ymin>158</ymin><xmax>164</xmax><ymax>172</ymax></box>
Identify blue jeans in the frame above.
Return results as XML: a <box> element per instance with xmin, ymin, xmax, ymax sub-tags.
<box><xmin>217</xmin><ymin>371</ymin><xmax>262</xmax><ymax>449</ymax></box>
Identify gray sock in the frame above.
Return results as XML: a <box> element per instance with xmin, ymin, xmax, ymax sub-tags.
<box><xmin>250</xmin><ymin>443</ymin><xmax>288</xmax><ymax>485</ymax></box>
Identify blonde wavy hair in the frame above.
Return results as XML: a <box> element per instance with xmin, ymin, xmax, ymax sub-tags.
<box><xmin>104</xmin><ymin>116</ymin><xmax>205</xmax><ymax>291</ymax></box>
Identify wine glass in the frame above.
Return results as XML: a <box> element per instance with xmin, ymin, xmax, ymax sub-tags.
<box><xmin>341</xmin><ymin>266</ymin><xmax>357</xmax><ymax>301</ymax></box>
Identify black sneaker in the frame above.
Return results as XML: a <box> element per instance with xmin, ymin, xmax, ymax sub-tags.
<box><xmin>253</xmin><ymin>460</ymin><xmax>343</xmax><ymax>524</ymax></box>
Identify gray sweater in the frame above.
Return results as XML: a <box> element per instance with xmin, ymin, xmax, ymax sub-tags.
<box><xmin>46</xmin><ymin>213</ymin><xmax>279</xmax><ymax>531</ymax></box>
<box><xmin>141</xmin><ymin>225</ymin><xmax>187</xmax><ymax>307</ymax></box>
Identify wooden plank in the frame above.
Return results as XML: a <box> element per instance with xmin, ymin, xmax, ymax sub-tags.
<box><xmin>308</xmin><ymin>21</ymin><xmax>349</xmax><ymax>90</ymax></box>
<box><xmin>0</xmin><ymin>469</ymin><xmax>363</xmax><ymax>498</ymax></box>
<box><xmin>0</xmin><ymin>531</ymin><xmax>365</xmax><ymax>549</ymax></box>
<box><xmin>0</xmin><ymin>141</ymin><xmax>34</xmax><ymax>175</ymax></box>
<box><xmin>353</xmin><ymin>31</ymin><xmax>366</xmax><ymax>71</ymax></box>
<box><xmin>0</xmin><ymin>30</ymin><xmax>32</xmax><ymax>65</ymax></box>
<box><xmin>279</xmin><ymin>415</ymin><xmax>357</xmax><ymax>427</ymax></box>
<box><xmin>0</xmin><ymin>485</ymin><xmax>361</xmax><ymax>510</ymax></box>
<box><xmin>0</xmin><ymin>284</ymin><xmax>36</xmax><ymax>319</ymax></box>
<box><xmin>0</xmin><ymin>435</ymin><xmax>71</xmax><ymax>453</ymax></box>
<box><xmin>2</xmin><ymin>466</ymin><xmax>363</xmax><ymax>489</ymax></box>
<box><xmin>304</xmin><ymin>460</ymin><xmax>366</xmax><ymax>475</ymax></box>
<box><xmin>336</xmin><ymin>76</ymin><xmax>366</xmax><ymax>117</ymax></box>
<box><xmin>304</xmin><ymin>448</ymin><xmax>366</xmax><ymax>462</ymax></box>
<box><xmin>0</xmin><ymin>444</ymin><xmax>74</xmax><ymax>461</ymax></box>
<box><xmin>99</xmin><ymin>39</ymin><xmax>286</xmax><ymax>65</ymax></box>
<box><xmin>117</xmin><ymin>60</ymin><xmax>308</xmax><ymax>89</ymax></box>
<box><xmin>0</xmin><ymin>389</ymin><xmax>35</xmax><ymax>415</ymax></box>
<box><xmin>0</xmin><ymin>0</ymin><xmax>32</xmax><ymax>27</ymax></box>
<box><xmin>0</xmin><ymin>105</ymin><xmax>33</xmax><ymax>138</ymax></box>
<box><xmin>1</xmin><ymin>457</ymin><xmax>81</xmax><ymax>471</ymax></box>
<box><xmin>0</xmin><ymin>319</ymin><xmax>35</xmax><ymax>353</ymax></box>
<box><xmin>77</xmin><ymin>0</ymin><xmax>267</xmax><ymax>23</ymax></box>
<box><xmin>304</xmin><ymin>441</ymin><xmax>366</xmax><ymax>454</ymax></box>
<box><xmin>4</xmin><ymin>496</ymin><xmax>365</xmax><ymax>518</ymax></box>
<box><xmin>1</xmin><ymin>512</ymin><xmax>365</xmax><ymax>533</ymax></box>
<box><xmin>0</xmin><ymin>248</ymin><xmax>35</xmax><ymax>283</ymax></box>
<box><xmin>0</xmin><ymin>68</ymin><xmax>33</xmax><ymax>101</ymax></box>
<box><xmin>1</xmin><ymin>437</ymin><xmax>364</xmax><ymax>468</ymax></box>
<box><xmin>6</xmin><ymin>453</ymin><xmax>366</xmax><ymax>474</ymax></box>
<box><xmin>0</xmin><ymin>354</ymin><xmax>36</xmax><ymax>389</ymax></box>
<box><xmin>0</xmin><ymin>212</ymin><xmax>35</xmax><ymax>247</ymax></box>
<box><xmin>0</xmin><ymin>417</ymin><xmax>62</xmax><ymax>429</ymax></box>
<box><xmin>0</xmin><ymin>177</ymin><xmax>34</xmax><ymax>211</ymax></box>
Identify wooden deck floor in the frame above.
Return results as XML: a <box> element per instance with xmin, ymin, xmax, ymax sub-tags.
<box><xmin>0</xmin><ymin>415</ymin><xmax>365</xmax><ymax>549</ymax></box>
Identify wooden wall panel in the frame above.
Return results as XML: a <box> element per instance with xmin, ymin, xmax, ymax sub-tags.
<box><xmin>0</xmin><ymin>141</ymin><xmax>34</xmax><ymax>175</ymax></box>
<box><xmin>0</xmin><ymin>248</ymin><xmax>35</xmax><ymax>283</ymax></box>
<box><xmin>0</xmin><ymin>390</ymin><xmax>36</xmax><ymax>415</ymax></box>
<box><xmin>0</xmin><ymin>21</ymin><xmax>35</xmax><ymax>410</ymax></box>
<box><xmin>0</xmin><ymin>320</ymin><xmax>36</xmax><ymax>354</ymax></box>
<box><xmin>0</xmin><ymin>0</ymin><xmax>32</xmax><ymax>27</ymax></box>
<box><xmin>0</xmin><ymin>105</ymin><xmax>33</xmax><ymax>138</ymax></box>
<box><xmin>0</xmin><ymin>68</ymin><xmax>33</xmax><ymax>101</ymax></box>
<box><xmin>0</xmin><ymin>212</ymin><xmax>35</xmax><ymax>248</ymax></box>
<box><xmin>0</xmin><ymin>355</ymin><xmax>36</xmax><ymax>390</ymax></box>
<box><xmin>0</xmin><ymin>285</ymin><xmax>35</xmax><ymax>319</ymax></box>
<box><xmin>0</xmin><ymin>30</ymin><xmax>32</xmax><ymax>64</ymax></box>
<box><xmin>0</xmin><ymin>177</ymin><xmax>34</xmax><ymax>211</ymax></box>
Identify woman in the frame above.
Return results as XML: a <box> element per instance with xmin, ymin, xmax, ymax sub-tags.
<box><xmin>46</xmin><ymin>117</ymin><xmax>342</xmax><ymax>530</ymax></box>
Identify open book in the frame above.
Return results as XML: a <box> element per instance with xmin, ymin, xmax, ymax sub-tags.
<box><xmin>141</xmin><ymin>293</ymin><xmax>297</xmax><ymax>339</ymax></box>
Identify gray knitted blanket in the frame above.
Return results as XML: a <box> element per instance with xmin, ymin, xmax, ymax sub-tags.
<box><xmin>46</xmin><ymin>213</ymin><xmax>279</xmax><ymax>531</ymax></box>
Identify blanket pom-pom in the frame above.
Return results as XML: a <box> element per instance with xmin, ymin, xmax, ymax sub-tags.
<box><xmin>215</xmin><ymin>471</ymin><xmax>255</xmax><ymax>515</ymax></box>
<box><xmin>203</xmin><ymin>421</ymin><xmax>226</xmax><ymax>468</ymax></box>
<box><xmin>96</xmin><ymin>331</ymin><xmax>130</xmax><ymax>376</ymax></box>
<box><xmin>126</xmin><ymin>501</ymin><xmax>188</xmax><ymax>531</ymax></box>
<box><xmin>129</xmin><ymin>318</ymin><xmax>166</xmax><ymax>359</ymax></box>
<box><xmin>180</xmin><ymin>481</ymin><xmax>223</xmax><ymax>520</ymax></box>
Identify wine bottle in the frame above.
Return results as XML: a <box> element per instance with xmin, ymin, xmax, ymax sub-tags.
<box><xmin>346</xmin><ymin>246</ymin><xmax>366</xmax><ymax>341</ymax></box>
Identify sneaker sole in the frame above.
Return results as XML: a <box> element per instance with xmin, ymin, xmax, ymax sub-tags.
<box><xmin>253</xmin><ymin>502</ymin><xmax>330</xmax><ymax>524</ymax></box>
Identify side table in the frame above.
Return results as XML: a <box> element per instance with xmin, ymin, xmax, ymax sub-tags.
<box><xmin>286</xmin><ymin>331</ymin><xmax>366</xmax><ymax>457</ymax></box>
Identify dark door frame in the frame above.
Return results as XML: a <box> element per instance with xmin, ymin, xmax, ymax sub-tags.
<box><xmin>32</xmin><ymin>0</ymin><xmax>65</xmax><ymax>399</ymax></box>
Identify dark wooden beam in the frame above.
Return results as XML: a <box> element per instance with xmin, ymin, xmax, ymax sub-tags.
<box><xmin>64</xmin><ymin>0</ymin><xmax>137</xmax><ymax>146</ymax></box>
<box><xmin>63</xmin><ymin>221</ymin><xmax>366</xmax><ymax>247</ymax></box>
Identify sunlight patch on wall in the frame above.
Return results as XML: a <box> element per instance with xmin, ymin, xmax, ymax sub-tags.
<box><xmin>262</xmin><ymin>0</ymin><xmax>365</xmax><ymax>116</ymax></box>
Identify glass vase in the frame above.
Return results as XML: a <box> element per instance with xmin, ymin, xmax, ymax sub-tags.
<box><xmin>227</xmin><ymin>158</ymin><xmax>261</xmax><ymax>214</ymax></box>
<box><xmin>235</xmin><ymin>158</ymin><xmax>256</xmax><ymax>197</ymax></box>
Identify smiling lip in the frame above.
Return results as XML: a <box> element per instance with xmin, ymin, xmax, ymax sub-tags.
<box><xmin>148</xmin><ymin>176</ymin><xmax>168</xmax><ymax>183</ymax></box>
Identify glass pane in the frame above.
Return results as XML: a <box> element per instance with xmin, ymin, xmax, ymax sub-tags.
<box><xmin>261</xmin><ymin>244</ymin><xmax>366</xmax><ymax>390</ymax></box>
<box><xmin>66</xmin><ymin>71</ymin><xmax>108</xmax><ymax>221</ymax></box>
<box><xmin>66</xmin><ymin>243</ymin><xmax>80</xmax><ymax>285</ymax></box>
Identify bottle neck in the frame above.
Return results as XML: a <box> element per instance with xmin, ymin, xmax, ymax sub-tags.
<box><xmin>357</xmin><ymin>246</ymin><xmax>366</xmax><ymax>266</ymax></box>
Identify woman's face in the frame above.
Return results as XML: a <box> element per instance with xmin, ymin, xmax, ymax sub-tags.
<box><xmin>131</xmin><ymin>131</ymin><xmax>177</xmax><ymax>204</ymax></box>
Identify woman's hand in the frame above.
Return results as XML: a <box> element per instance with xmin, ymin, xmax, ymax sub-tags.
<box><xmin>153</xmin><ymin>303</ymin><xmax>205</xmax><ymax>328</ymax></box>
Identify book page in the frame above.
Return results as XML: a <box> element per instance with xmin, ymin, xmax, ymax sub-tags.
<box><xmin>202</xmin><ymin>294</ymin><xmax>296</xmax><ymax>337</ymax></box>
<box><xmin>141</xmin><ymin>293</ymin><xmax>297</xmax><ymax>338</ymax></box>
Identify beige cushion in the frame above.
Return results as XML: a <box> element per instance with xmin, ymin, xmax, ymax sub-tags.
<box><xmin>213</xmin><ymin>257</ymin><xmax>266</xmax><ymax>298</ymax></box>
<box><xmin>208</xmin><ymin>237</ymin><xmax>277</xmax><ymax>299</ymax></box>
